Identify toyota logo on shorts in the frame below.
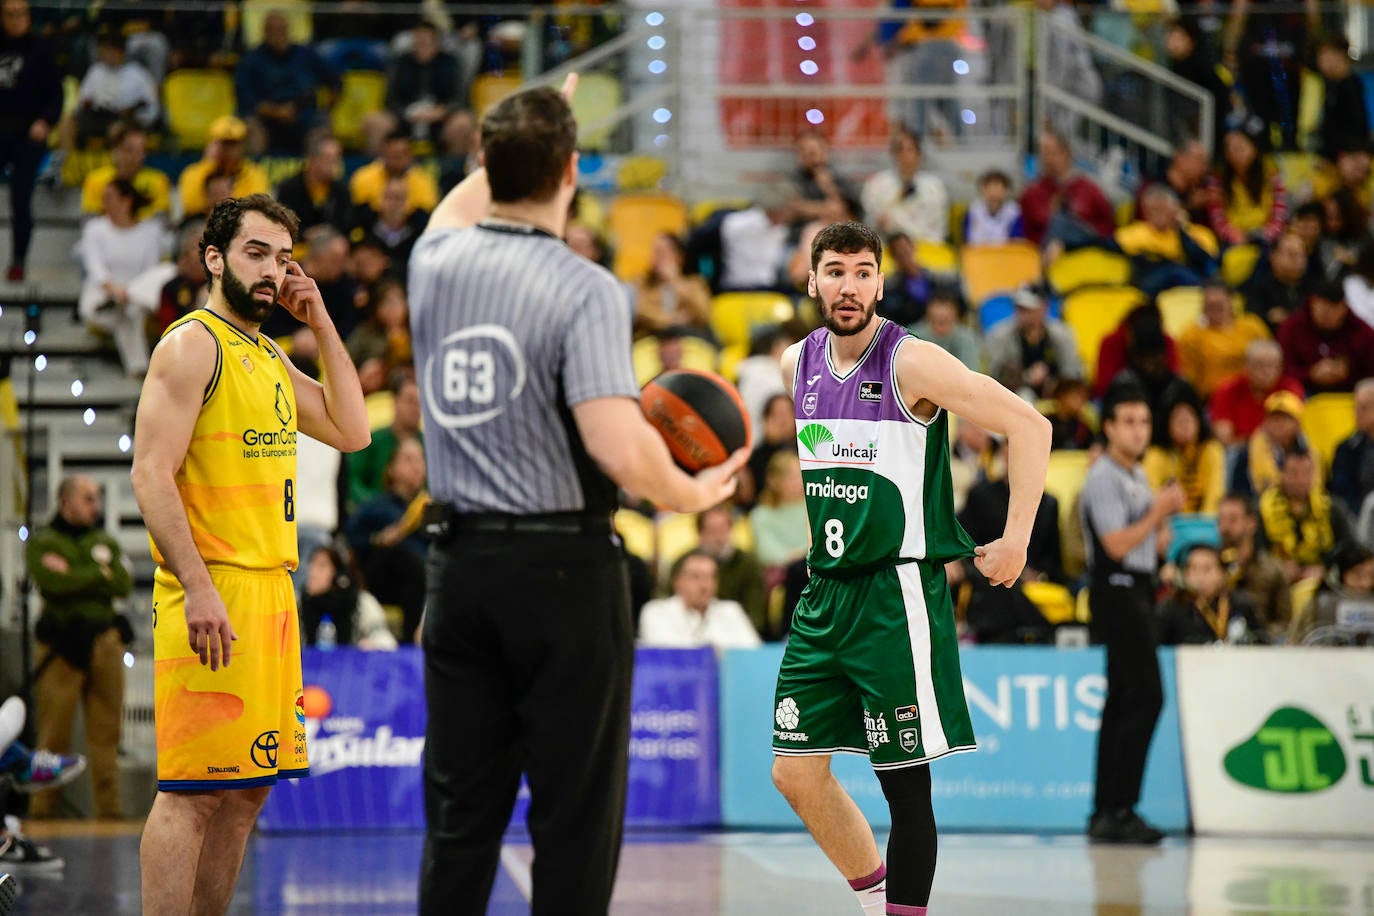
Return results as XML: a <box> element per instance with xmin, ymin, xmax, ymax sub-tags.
<box><xmin>251</xmin><ymin>730</ymin><xmax>280</xmax><ymax>769</ymax></box>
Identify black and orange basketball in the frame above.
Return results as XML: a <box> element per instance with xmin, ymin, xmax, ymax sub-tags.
<box><xmin>640</xmin><ymin>369</ymin><xmax>753</xmax><ymax>473</ymax></box>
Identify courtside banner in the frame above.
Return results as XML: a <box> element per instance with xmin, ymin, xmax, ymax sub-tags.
<box><xmin>721</xmin><ymin>645</ymin><xmax>1188</xmax><ymax>831</ymax></box>
<box><xmin>1177</xmin><ymin>646</ymin><xmax>1374</xmax><ymax>837</ymax></box>
<box><xmin>261</xmin><ymin>647</ymin><xmax>719</xmax><ymax>831</ymax></box>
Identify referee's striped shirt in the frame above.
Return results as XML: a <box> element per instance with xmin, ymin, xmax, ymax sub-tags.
<box><xmin>407</xmin><ymin>221</ymin><xmax>638</xmax><ymax>514</ymax></box>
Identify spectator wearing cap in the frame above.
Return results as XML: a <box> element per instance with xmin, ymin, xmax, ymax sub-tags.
<box><xmin>1239</xmin><ymin>231</ymin><xmax>1314</xmax><ymax>334</ymax></box>
<box><xmin>1229</xmin><ymin>390</ymin><xmax>1323</xmax><ymax>498</ymax></box>
<box><xmin>984</xmin><ymin>284</ymin><xmax>1082</xmax><ymax>400</ymax></box>
<box><xmin>1329</xmin><ymin>378</ymin><xmax>1374</xmax><ymax>516</ymax></box>
<box><xmin>909</xmin><ymin>288</ymin><xmax>981</xmax><ymax>371</ymax></box>
<box><xmin>275</xmin><ymin>131</ymin><xmax>353</xmax><ymax>234</ymax></box>
<box><xmin>1259</xmin><ymin>447</ymin><xmax>1354</xmax><ymax>583</ymax></box>
<box><xmin>349</xmin><ymin>127</ymin><xmax>439</xmax><ymax>218</ymax></box>
<box><xmin>1315</xmin><ymin>36</ymin><xmax>1369</xmax><ymax>163</ymax></box>
<box><xmin>177</xmin><ymin>116</ymin><xmax>270</xmax><ymax>217</ymax></box>
<box><xmin>234</xmin><ymin>10</ymin><xmax>339</xmax><ymax>155</ymax></box>
<box><xmin>1277</xmin><ymin>279</ymin><xmax>1374</xmax><ymax>395</ymax></box>
<box><xmin>1204</xmin><ymin>119</ymin><xmax>1289</xmax><ymax>247</ymax></box>
<box><xmin>861</xmin><ymin>124</ymin><xmax>949</xmax><ymax>243</ymax></box>
<box><xmin>79</xmin><ymin>123</ymin><xmax>169</xmax><ymax>223</ymax></box>
<box><xmin>1177</xmin><ymin>278</ymin><xmax>1271</xmax><ymax>397</ymax></box>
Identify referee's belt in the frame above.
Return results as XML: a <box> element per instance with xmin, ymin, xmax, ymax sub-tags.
<box><xmin>422</xmin><ymin>503</ymin><xmax>613</xmax><ymax>537</ymax></box>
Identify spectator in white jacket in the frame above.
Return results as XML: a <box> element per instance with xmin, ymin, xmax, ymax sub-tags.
<box><xmin>78</xmin><ymin>179</ymin><xmax>166</xmax><ymax>376</ymax></box>
<box><xmin>62</xmin><ymin>29</ymin><xmax>159</xmax><ymax>153</ymax></box>
<box><xmin>638</xmin><ymin>551</ymin><xmax>762</xmax><ymax>651</ymax></box>
<box><xmin>861</xmin><ymin>124</ymin><xmax>949</xmax><ymax>243</ymax></box>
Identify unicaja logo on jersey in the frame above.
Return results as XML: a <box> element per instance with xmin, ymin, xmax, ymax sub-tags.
<box><xmin>798</xmin><ymin>423</ymin><xmax>877</xmax><ymax>464</ymax></box>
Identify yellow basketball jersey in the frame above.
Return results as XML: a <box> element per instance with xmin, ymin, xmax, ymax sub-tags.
<box><xmin>151</xmin><ymin>308</ymin><xmax>299</xmax><ymax>572</ymax></box>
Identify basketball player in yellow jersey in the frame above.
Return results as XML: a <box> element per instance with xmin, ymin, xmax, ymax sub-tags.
<box><xmin>131</xmin><ymin>194</ymin><xmax>371</xmax><ymax>916</ymax></box>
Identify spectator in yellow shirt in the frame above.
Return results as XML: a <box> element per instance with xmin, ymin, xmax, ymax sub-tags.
<box><xmin>1144</xmin><ymin>387</ymin><xmax>1227</xmax><ymax>514</ymax></box>
<box><xmin>349</xmin><ymin>127</ymin><xmax>437</xmax><ymax>216</ymax></box>
<box><xmin>1178</xmin><ymin>278</ymin><xmax>1271</xmax><ymax>396</ymax></box>
<box><xmin>80</xmin><ymin>122</ymin><xmax>170</xmax><ymax>222</ymax></box>
<box><xmin>176</xmin><ymin>115</ymin><xmax>270</xmax><ymax>217</ymax></box>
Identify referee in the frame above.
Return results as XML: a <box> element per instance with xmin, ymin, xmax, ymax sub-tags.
<box><xmin>407</xmin><ymin>75</ymin><xmax>745</xmax><ymax>914</ymax></box>
<box><xmin>1080</xmin><ymin>380</ymin><xmax>1182</xmax><ymax>845</ymax></box>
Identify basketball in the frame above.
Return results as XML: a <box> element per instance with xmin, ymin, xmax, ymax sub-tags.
<box><xmin>640</xmin><ymin>369</ymin><xmax>754</xmax><ymax>473</ymax></box>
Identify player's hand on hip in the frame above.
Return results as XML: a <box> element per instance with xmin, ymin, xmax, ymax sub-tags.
<box><xmin>279</xmin><ymin>261</ymin><xmax>331</xmax><ymax>331</ymax></box>
<box><xmin>973</xmin><ymin>539</ymin><xmax>1026</xmax><ymax>588</ymax></box>
<box><xmin>185</xmin><ymin>587</ymin><xmax>237</xmax><ymax>671</ymax></box>
<box><xmin>689</xmin><ymin>447</ymin><xmax>749</xmax><ymax>512</ymax></box>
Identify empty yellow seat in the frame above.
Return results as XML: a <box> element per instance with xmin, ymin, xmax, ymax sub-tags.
<box><xmin>330</xmin><ymin>70</ymin><xmax>387</xmax><ymax>149</ymax></box>
<box><xmin>614</xmin><ymin>509</ymin><xmax>655</xmax><ymax>561</ymax></box>
<box><xmin>632</xmin><ymin>335</ymin><xmax>719</xmax><ymax>387</ymax></box>
<box><xmin>1062</xmin><ymin>286</ymin><xmax>1146</xmax><ymax>381</ymax></box>
<box><xmin>470</xmin><ymin>72</ymin><xmax>523</xmax><ymax>117</ymax></box>
<box><xmin>607</xmin><ymin>193</ymin><xmax>688</xmax><ymax>281</ymax></box>
<box><xmin>915</xmin><ymin>240</ymin><xmax>958</xmax><ymax>275</ymax></box>
<box><xmin>1045</xmin><ymin>247</ymin><xmax>1131</xmax><ymax>296</ymax></box>
<box><xmin>162</xmin><ymin>69</ymin><xmax>236</xmax><ymax>149</ymax></box>
<box><xmin>1301</xmin><ymin>392</ymin><xmax>1356</xmax><ymax>470</ymax></box>
<box><xmin>1156</xmin><ymin>285</ymin><xmax>1204</xmax><ymax>339</ymax></box>
<box><xmin>960</xmin><ymin>240</ymin><xmax>1042</xmax><ymax>306</ymax></box>
<box><xmin>709</xmin><ymin>292</ymin><xmax>795</xmax><ymax>351</ymax></box>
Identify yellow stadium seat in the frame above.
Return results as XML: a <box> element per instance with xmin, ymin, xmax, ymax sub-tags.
<box><xmin>948</xmin><ymin>200</ymin><xmax>967</xmax><ymax>246</ymax></box>
<box><xmin>1062</xmin><ymin>286</ymin><xmax>1146</xmax><ymax>381</ymax></box>
<box><xmin>330</xmin><ymin>70</ymin><xmax>387</xmax><ymax>149</ymax></box>
<box><xmin>1043</xmin><ymin>449</ymin><xmax>1092</xmax><ymax>576</ymax></box>
<box><xmin>162</xmin><ymin>69</ymin><xmax>236</xmax><ymax>149</ymax></box>
<box><xmin>240</xmin><ymin>0</ymin><xmax>312</xmax><ymax>47</ymax></box>
<box><xmin>915</xmin><ymin>240</ymin><xmax>958</xmax><ymax>275</ymax></box>
<box><xmin>607</xmin><ymin>193</ymin><xmax>689</xmax><ymax>281</ymax></box>
<box><xmin>617</xmin><ymin>155</ymin><xmax>666</xmax><ymax>191</ymax></box>
<box><xmin>1301</xmin><ymin>392</ymin><xmax>1356</xmax><ymax>469</ymax></box>
<box><xmin>1115</xmin><ymin>198</ymin><xmax>1135</xmax><ymax>227</ymax></box>
<box><xmin>364</xmin><ymin>390</ymin><xmax>395</xmax><ymax>432</ymax></box>
<box><xmin>731</xmin><ymin>516</ymin><xmax>754</xmax><ymax>552</ymax></box>
<box><xmin>1220</xmin><ymin>243</ymin><xmax>1262</xmax><ymax>289</ymax></box>
<box><xmin>632</xmin><ymin>335</ymin><xmax>719</xmax><ymax>387</ymax></box>
<box><xmin>1156</xmin><ymin>285</ymin><xmax>1204</xmax><ymax>339</ymax></box>
<box><xmin>614</xmin><ymin>509</ymin><xmax>655</xmax><ymax>561</ymax></box>
<box><xmin>656</xmin><ymin>513</ymin><xmax>700</xmax><ymax>577</ymax></box>
<box><xmin>709</xmin><ymin>292</ymin><xmax>795</xmax><ymax>351</ymax></box>
<box><xmin>571</xmin><ymin>71</ymin><xmax>622</xmax><ymax>151</ymax></box>
<box><xmin>1297</xmin><ymin>68</ymin><xmax>1324</xmax><ymax>153</ymax></box>
<box><xmin>471</xmin><ymin>73</ymin><xmax>523</xmax><ymax>117</ymax></box>
<box><xmin>1045</xmin><ymin>247</ymin><xmax>1131</xmax><ymax>296</ymax></box>
<box><xmin>960</xmin><ymin>240</ymin><xmax>1042</xmax><ymax>306</ymax></box>
<box><xmin>1022</xmin><ymin>581</ymin><xmax>1077</xmax><ymax>625</ymax></box>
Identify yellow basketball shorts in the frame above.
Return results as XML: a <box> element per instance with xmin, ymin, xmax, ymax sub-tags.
<box><xmin>152</xmin><ymin>565</ymin><xmax>309</xmax><ymax>790</ymax></box>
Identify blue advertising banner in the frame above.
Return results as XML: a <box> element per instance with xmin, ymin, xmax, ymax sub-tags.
<box><xmin>720</xmin><ymin>645</ymin><xmax>1189</xmax><ymax>832</ymax></box>
<box><xmin>261</xmin><ymin>646</ymin><xmax>719</xmax><ymax>831</ymax></box>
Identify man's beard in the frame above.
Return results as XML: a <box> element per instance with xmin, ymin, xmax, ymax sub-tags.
<box><xmin>220</xmin><ymin>262</ymin><xmax>278</xmax><ymax>325</ymax></box>
<box><xmin>820</xmin><ymin>294</ymin><xmax>878</xmax><ymax>337</ymax></box>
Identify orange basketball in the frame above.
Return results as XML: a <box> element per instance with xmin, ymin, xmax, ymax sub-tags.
<box><xmin>301</xmin><ymin>685</ymin><xmax>333</xmax><ymax>720</ymax></box>
<box><xmin>640</xmin><ymin>369</ymin><xmax>753</xmax><ymax>473</ymax></box>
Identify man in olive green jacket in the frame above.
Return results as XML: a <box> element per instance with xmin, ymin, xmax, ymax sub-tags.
<box><xmin>25</xmin><ymin>475</ymin><xmax>131</xmax><ymax>818</ymax></box>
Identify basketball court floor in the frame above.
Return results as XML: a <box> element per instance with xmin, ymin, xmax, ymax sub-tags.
<box><xmin>7</xmin><ymin>823</ymin><xmax>1374</xmax><ymax>914</ymax></box>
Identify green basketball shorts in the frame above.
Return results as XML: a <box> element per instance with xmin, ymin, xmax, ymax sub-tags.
<box><xmin>772</xmin><ymin>559</ymin><xmax>976</xmax><ymax>770</ymax></box>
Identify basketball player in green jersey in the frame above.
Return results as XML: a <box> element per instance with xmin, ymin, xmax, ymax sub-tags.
<box><xmin>771</xmin><ymin>222</ymin><xmax>1052</xmax><ymax>915</ymax></box>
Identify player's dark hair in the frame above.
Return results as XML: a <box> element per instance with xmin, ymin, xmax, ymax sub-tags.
<box><xmin>1100</xmin><ymin>378</ymin><xmax>1151</xmax><ymax>424</ymax></box>
<box><xmin>200</xmin><ymin>193</ymin><xmax>301</xmax><ymax>292</ymax></box>
<box><xmin>810</xmin><ymin>221</ymin><xmax>882</xmax><ymax>273</ymax></box>
<box><xmin>482</xmin><ymin>86</ymin><xmax>577</xmax><ymax>204</ymax></box>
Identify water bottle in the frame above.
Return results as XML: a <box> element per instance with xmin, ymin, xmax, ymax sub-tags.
<box><xmin>316</xmin><ymin>615</ymin><xmax>337</xmax><ymax>651</ymax></box>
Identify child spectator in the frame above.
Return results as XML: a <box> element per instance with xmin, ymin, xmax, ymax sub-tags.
<box><xmin>963</xmin><ymin>169</ymin><xmax>1024</xmax><ymax>246</ymax></box>
<box><xmin>1156</xmin><ymin>544</ymin><xmax>1264</xmax><ymax>645</ymax></box>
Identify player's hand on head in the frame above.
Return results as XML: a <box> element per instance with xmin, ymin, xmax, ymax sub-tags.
<box><xmin>279</xmin><ymin>260</ymin><xmax>329</xmax><ymax>330</ymax></box>
<box><xmin>184</xmin><ymin>587</ymin><xmax>237</xmax><ymax>671</ymax></box>
<box><xmin>972</xmin><ymin>539</ymin><xmax>1026</xmax><ymax>588</ymax></box>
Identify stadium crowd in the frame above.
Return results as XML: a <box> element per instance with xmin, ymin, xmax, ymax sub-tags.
<box><xmin>6</xmin><ymin>0</ymin><xmax>1374</xmax><ymax>659</ymax></box>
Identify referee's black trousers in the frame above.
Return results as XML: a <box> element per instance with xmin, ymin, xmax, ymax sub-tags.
<box><xmin>1088</xmin><ymin>574</ymin><xmax>1163</xmax><ymax>815</ymax></box>
<box><xmin>419</xmin><ymin>529</ymin><xmax>634</xmax><ymax>915</ymax></box>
